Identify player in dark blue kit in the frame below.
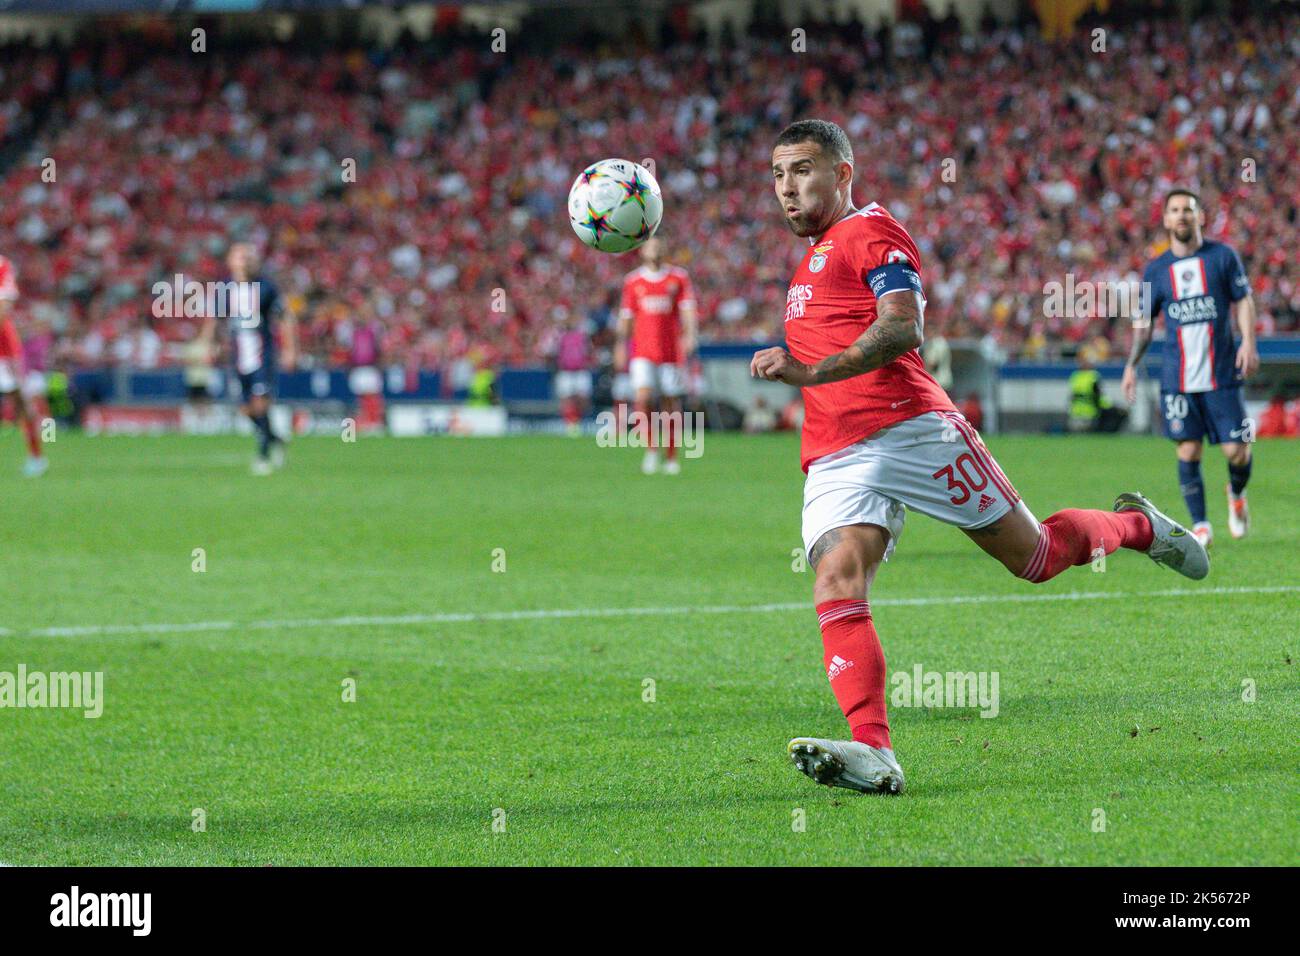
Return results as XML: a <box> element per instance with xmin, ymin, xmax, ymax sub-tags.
<box><xmin>201</xmin><ymin>243</ymin><xmax>297</xmax><ymax>475</ymax></box>
<box><xmin>1122</xmin><ymin>191</ymin><xmax>1260</xmax><ymax>547</ymax></box>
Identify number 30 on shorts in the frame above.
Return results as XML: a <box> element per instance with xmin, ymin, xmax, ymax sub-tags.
<box><xmin>931</xmin><ymin>453</ymin><xmax>990</xmax><ymax>505</ymax></box>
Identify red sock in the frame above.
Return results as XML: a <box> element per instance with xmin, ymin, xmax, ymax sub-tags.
<box><xmin>21</xmin><ymin>414</ymin><xmax>41</xmax><ymax>458</ymax></box>
<box><xmin>665</xmin><ymin>413</ymin><xmax>677</xmax><ymax>461</ymax></box>
<box><xmin>816</xmin><ymin>599</ymin><xmax>890</xmax><ymax>749</ymax></box>
<box><xmin>1020</xmin><ymin>509</ymin><xmax>1154</xmax><ymax>583</ymax></box>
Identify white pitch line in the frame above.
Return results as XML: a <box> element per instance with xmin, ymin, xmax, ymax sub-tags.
<box><xmin>4</xmin><ymin>585</ymin><xmax>1297</xmax><ymax>640</ymax></box>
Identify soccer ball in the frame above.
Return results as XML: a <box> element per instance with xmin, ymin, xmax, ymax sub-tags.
<box><xmin>567</xmin><ymin>159</ymin><xmax>663</xmax><ymax>254</ymax></box>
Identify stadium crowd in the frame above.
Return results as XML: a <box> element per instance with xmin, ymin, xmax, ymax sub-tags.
<box><xmin>0</xmin><ymin>10</ymin><xmax>1295</xmax><ymax>380</ymax></box>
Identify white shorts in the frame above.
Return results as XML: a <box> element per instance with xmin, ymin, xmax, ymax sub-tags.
<box><xmin>554</xmin><ymin>370</ymin><xmax>592</xmax><ymax>399</ymax></box>
<box><xmin>802</xmin><ymin>410</ymin><xmax>1020</xmax><ymax>562</ymax></box>
<box><xmin>629</xmin><ymin>357</ymin><xmax>686</xmax><ymax>398</ymax></box>
<box><xmin>0</xmin><ymin>359</ymin><xmax>17</xmax><ymax>394</ymax></box>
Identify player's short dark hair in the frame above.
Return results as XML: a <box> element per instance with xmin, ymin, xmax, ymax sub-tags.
<box><xmin>775</xmin><ymin>119</ymin><xmax>853</xmax><ymax>167</ymax></box>
<box><xmin>1163</xmin><ymin>188</ymin><xmax>1201</xmax><ymax>209</ymax></box>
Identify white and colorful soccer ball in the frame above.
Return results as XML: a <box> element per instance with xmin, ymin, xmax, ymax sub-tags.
<box><xmin>566</xmin><ymin>159</ymin><xmax>663</xmax><ymax>254</ymax></box>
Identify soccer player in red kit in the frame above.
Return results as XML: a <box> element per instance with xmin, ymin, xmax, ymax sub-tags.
<box><xmin>0</xmin><ymin>255</ymin><xmax>48</xmax><ymax>477</ymax></box>
<box><xmin>753</xmin><ymin>120</ymin><xmax>1208</xmax><ymax>794</ymax></box>
<box><xmin>615</xmin><ymin>237</ymin><xmax>697</xmax><ymax>475</ymax></box>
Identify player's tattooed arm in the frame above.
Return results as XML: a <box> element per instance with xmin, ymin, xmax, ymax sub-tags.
<box><xmin>805</xmin><ymin>291</ymin><xmax>923</xmax><ymax>385</ymax></box>
<box><xmin>750</xmin><ymin>291</ymin><xmax>922</xmax><ymax>386</ymax></box>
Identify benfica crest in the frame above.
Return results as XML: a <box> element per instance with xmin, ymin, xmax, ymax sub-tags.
<box><xmin>809</xmin><ymin>241</ymin><xmax>834</xmax><ymax>273</ymax></box>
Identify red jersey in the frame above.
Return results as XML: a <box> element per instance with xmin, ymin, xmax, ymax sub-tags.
<box><xmin>0</xmin><ymin>256</ymin><xmax>20</xmax><ymax>360</ymax></box>
<box><xmin>620</xmin><ymin>265</ymin><xmax>696</xmax><ymax>364</ymax></box>
<box><xmin>783</xmin><ymin>202</ymin><xmax>956</xmax><ymax>471</ymax></box>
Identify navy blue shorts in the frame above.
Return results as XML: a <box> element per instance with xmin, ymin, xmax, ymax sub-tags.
<box><xmin>1160</xmin><ymin>387</ymin><xmax>1249</xmax><ymax>444</ymax></box>
<box><xmin>237</xmin><ymin>366</ymin><xmax>277</xmax><ymax>401</ymax></box>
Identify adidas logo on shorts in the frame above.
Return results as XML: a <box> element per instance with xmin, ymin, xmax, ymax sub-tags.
<box><xmin>977</xmin><ymin>493</ymin><xmax>996</xmax><ymax>513</ymax></box>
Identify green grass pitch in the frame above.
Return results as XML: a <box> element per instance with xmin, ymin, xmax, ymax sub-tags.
<box><xmin>0</xmin><ymin>429</ymin><xmax>1296</xmax><ymax>865</ymax></box>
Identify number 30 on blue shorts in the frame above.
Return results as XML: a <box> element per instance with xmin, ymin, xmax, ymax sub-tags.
<box><xmin>1160</xmin><ymin>387</ymin><xmax>1251</xmax><ymax>444</ymax></box>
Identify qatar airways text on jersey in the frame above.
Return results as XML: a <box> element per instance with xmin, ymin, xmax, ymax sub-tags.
<box><xmin>1142</xmin><ymin>240</ymin><xmax>1251</xmax><ymax>394</ymax></box>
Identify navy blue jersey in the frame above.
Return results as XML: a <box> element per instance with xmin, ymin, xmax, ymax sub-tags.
<box><xmin>222</xmin><ymin>275</ymin><xmax>281</xmax><ymax>375</ymax></box>
<box><xmin>1142</xmin><ymin>240</ymin><xmax>1250</xmax><ymax>394</ymax></box>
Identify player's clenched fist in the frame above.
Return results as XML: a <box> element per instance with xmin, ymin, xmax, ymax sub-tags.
<box><xmin>751</xmin><ymin>347</ymin><xmax>812</xmax><ymax>385</ymax></box>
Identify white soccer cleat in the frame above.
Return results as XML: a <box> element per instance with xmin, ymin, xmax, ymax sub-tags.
<box><xmin>663</xmin><ymin>458</ymin><xmax>681</xmax><ymax>475</ymax></box>
<box><xmin>1226</xmin><ymin>485</ymin><xmax>1249</xmax><ymax>540</ymax></box>
<box><xmin>1192</xmin><ymin>521</ymin><xmax>1213</xmax><ymax>549</ymax></box>
<box><xmin>788</xmin><ymin>737</ymin><xmax>905</xmax><ymax>795</ymax></box>
<box><xmin>22</xmin><ymin>456</ymin><xmax>48</xmax><ymax>478</ymax></box>
<box><xmin>1113</xmin><ymin>491</ymin><xmax>1209</xmax><ymax>581</ymax></box>
<box><xmin>641</xmin><ymin>450</ymin><xmax>659</xmax><ymax>475</ymax></box>
<box><xmin>251</xmin><ymin>458</ymin><xmax>273</xmax><ymax>476</ymax></box>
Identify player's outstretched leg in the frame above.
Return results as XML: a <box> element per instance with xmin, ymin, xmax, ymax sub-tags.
<box><xmin>968</xmin><ymin>496</ymin><xmax>1208</xmax><ymax>583</ymax></box>
<box><xmin>1025</xmin><ymin>496</ymin><xmax>1207</xmax><ymax>582</ymax></box>
<box><xmin>788</xmin><ymin>524</ymin><xmax>904</xmax><ymax>795</ymax></box>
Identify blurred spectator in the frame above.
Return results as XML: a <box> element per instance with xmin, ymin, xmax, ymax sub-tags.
<box><xmin>959</xmin><ymin>392</ymin><xmax>984</xmax><ymax>432</ymax></box>
<box><xmin>1256</xmin><ymin>392</ymin><xmax>1299</xmax><ymax>438</ymax></box>
<box><xmin>781</xmin><ymin>396</ymin><xmax>805</xmax><ymax>432</ymax></box>
<box><xmin>0</xmin><ymin>12</ymin><xmax>1294</xmax><ymax>378</ymax></box>
<box><xmin>551</xmin><ymin>308</ymin><xmax>594</xmax><ymax>434</ymax></box>
<box><xmin>743</xmin><ymin>395</ymin><xmax>778</xmax><ymax>433</ymax></box>
<box><xmin>182</xmin><ymin>335</ymin><xmax>214</xmax><ymax>402</ymax></box>
<box><xmin>1068</xmin><ymin>352</ymin><xmax>1104</xmax><ymax>432</ymax></box>
<box><xmin>922</xmin><ymin>322</ymin><xmax>954</xmax><ymax>394</ymax></box>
